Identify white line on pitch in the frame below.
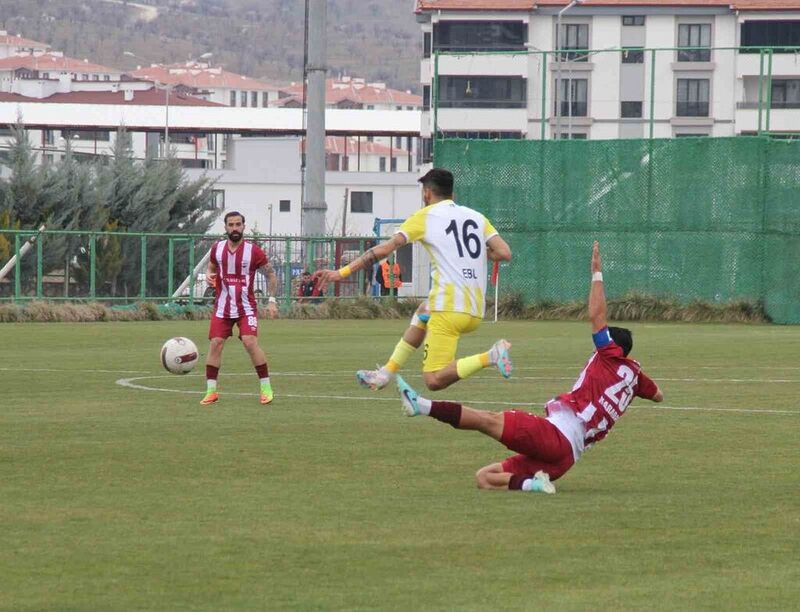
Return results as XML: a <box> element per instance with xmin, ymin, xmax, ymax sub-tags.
<box><xmin>2</xmin><ymin>367</ymin><xmax>150</xmax><ymax>374</ymax></box>
<box><xmin>115</xmin><ymin>376</ymin><xmax>797</xmax><ymax>415</ymax></box>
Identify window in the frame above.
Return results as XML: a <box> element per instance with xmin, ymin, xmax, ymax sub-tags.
<box><xmin>557</xmin><ymin>23</ymin><xmax>589</xmax><ymax>61</ymax></box>
<box><xmin>62</xmin><ymin>130</ymin><xmax>111</xmax><ymax>141</ymax></box>
<box><xmin>621</xmin><ymin>101</ymin><xmax>643</xmax><ymax>118</ymax></box>
<box><xmin>675</xmin><ymin>133</ymin><xmax>708</xmax><ymax>137</ymax></box>
<box><xmin>423</xmin><ymin>85</ymin><xmax>431</xmax><ymax>111</ymax></box>
<box><xmin>771</xmin><ymin>79</ymin><xmax>800</xmax><ymax>109</ymax></box>
<box><xmin>262</xmin><ymin>92</ymin><xmax>269</xmax><ymax>107</ymax></box>
<box><xmin>555</xmin><ymin>78</ymin><xmax>588</xmax><ymax>117</ymax></box>
<box><xmin>423</xmin><ymin>31</ymin><xmax>432</xmax><ymax>58</ymax></box>
<box><xmin>43</xmin><ymin>129</ymin><xmax>55</xmax><ymax>145</ymax></box>
<box><xmin>379</xmin><ymin>157</ymin><xmax>386</xmax><ymax>172</ymax></box>
<box><xmin>366</xmin><ymin>105</ymin><xmax>375</xmax><ymax>110</ymax></box>
<box><xmin>390</xmin><ymin>157</ymin><xmax>397</xmax><ymax>172</ymax></box>
<box><xmin>230</xmin><ymin>91</ymin><xmax>237</xmax><ymax>106</ymax></box>
<box><xmin>206</xmin><ymin>189</ymin><xmax>225</xmax><ymax>210</ymax></box>
<box><xmin>623</xmin><ymin>16</ymin><xmax>645</xmax><ymax>27</ymax></box>
<box><xmin>676</xmin><ymin>79</ymin><xmax>710</xmax><ymax>116</ymax></box>
<box><xmin>104</xmin><ymin>75</ymin><xmax>110</xmax><ymax>81</ymax></box>
<box><xmin>678</xmin><ymin>24</ymin><xmax>711</xmax><ymax>62</ymax></box>
<box><xmin>420</xmin><ymin>137</ymin><xmax>433</xmax><ymax>164</ymax></box>
<box><xmin>741</xmin><ymin>20</ymin><xmax>800</xmax><ymax>52</ymax></box>
<box><xmin>279</xmin><ymin>199</ymin><xmax>290</xmax><ymax>212</ymax></box>
<box><xmin>91</xmin><ymin>74</ymin><xmax>99</xmax><ymax>81</ymax></box>
<box><xmin>433</xmin><ymin>20</ymin><xmax>526</xmax><ymax>52</ymax></box>
<box><xmin>241</xmin><ymin>91</ymin><xmax>247</xmax><ymax>107</ymax></box>
<box><xmin>251</xmin><ymin>91</ymin><xmax>258</xmax><ymax>107</ymax></box>
<box><xmin>555</xmin><ymin>133</ymin><xmax>588</xmax><ymax>140</ymax></box>
<box><xmin>351</xmin><ymin>191</ymin><xmax>373</xmax><ymax>213</ymax></box>
<box><xmin>207</xmin><ymin>134</ymin><xmax>215</xmax><ymax>152</ymax></box>
<box><xmin>0</xmin><ymin>128</ymin><xmax>12</xmax><ymax>137</ymax></box>
<box><xmin>42</xmin><ymin>72</ymin><xmax>49</xmax><ymax>79</ymax></box>
<box><xmin>395</xmin><ymin>136</ymin><xmax>403</xmax><ymax>149</ymax></box>
<box><xmin>622</xmin><ymin>48</ymin><xmax>644</xmax><ymax>64</ymax></box>
<box><xmin>439</xmin><ymin>76</ymin><xmax>526</xmax><ymax>109</ymax></box>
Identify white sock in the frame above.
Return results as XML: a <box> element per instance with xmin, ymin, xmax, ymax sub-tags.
<box><xmin>379</xmin><ymin>366</ymin><xmax>394</xmax><ymax>379</ymax></box>
<box><xmin>416</xmin><ymin>396</ymin><xmax>432</xmax><ymax>416</ymax></box>
<box><xmin>487</xmin><ymin>342</ymin><xmax>502</xmax><ymax>365</ymax></box>
<box><xmin>260</xmin><ymin>377</ymin><xmax>271</xmax><ymax>387</ymax></box>
<box><xmin>521</xmin><ymin>478</ymin><xmax>535</xmax><ymax>492</ymax></box>
<box><xmin>206</xmin><ymin>379</ymin><xmax>217</xmax><ymax>392</ymax></box>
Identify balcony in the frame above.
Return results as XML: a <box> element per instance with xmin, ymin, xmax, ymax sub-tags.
<box><xmin>735</xmin><ymin>107</ymin><xmax>799</xmax><ymax>132</ymax></box>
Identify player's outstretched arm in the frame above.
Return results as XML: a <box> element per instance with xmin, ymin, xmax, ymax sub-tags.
<box><xmin>316</xmin><ymin>234</ymin><xmax>407</xmax><ymax>286</ymax></box>
<box><xmin>588</xmin><ymin>241</ymin><xmax>607</xmax><ymax>332</ymax></box>
<box><xmin>487</xmin><ymin>235</ymin><xmax>512</xmax><ymax>262</ymax></box>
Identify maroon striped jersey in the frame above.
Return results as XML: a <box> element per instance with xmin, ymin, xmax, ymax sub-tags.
<box><xmin>555</xmin><ymin>327</ymin><xmax>658</xmax><ymax>448</ymax></box>
<box><xmin>209</xmin><ymin>240</ymin><xmax>267</xmax><ymax>319</ymax></box>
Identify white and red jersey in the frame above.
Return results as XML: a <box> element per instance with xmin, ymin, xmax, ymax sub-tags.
<box><xmin>549</xmin><ymin>327</ymin><xmax>659</xmax><ymax>452</ymax></box>
<box><xmin>209</xmin><ymin>240</ymin><xmax>267</xmax><ymax>319</ymax></box>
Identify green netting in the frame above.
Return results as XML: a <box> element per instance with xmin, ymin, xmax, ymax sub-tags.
<box><xmin>435</xmin><ymin>136</ymin><xmax>800</xmax><ymax>324</ymax></box>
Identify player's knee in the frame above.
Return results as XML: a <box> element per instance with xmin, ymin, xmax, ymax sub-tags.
<box><xmin>241</xmin><ymin>336</ymin><xmax>258</xmax><ymax>350</ymax></box>
<box><xmin>209</xmin><ymin>337</ymin><xmax>225</xmax><ymax>350</ymax></box>
<box><xmin>423</xmin><ymin>374</ymin><xmax>445</xmax><ymax>391</ymax></box>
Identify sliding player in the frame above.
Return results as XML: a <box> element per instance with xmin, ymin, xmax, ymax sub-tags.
<box><xmin>396</xmin><ymin>241</ymin><xmax>664</xmax><ymax>493</ymax></box>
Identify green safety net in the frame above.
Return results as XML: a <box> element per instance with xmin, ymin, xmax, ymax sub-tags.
<box><xmin>435</xmin><ymin>136</ymin><xmax>800</xmax><ymax>324</ymax></box>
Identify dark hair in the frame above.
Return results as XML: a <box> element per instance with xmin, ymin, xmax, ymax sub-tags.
<box><xmin>224</xmin><ymin>211</ymin><xmax>245</xmax><ymax>224</ymax></box>
<box><xmin>609</xmin><ymin>326</ymin><xmax>633</xmax><ymax>357</ymax></box>
<box><xmin>418</xmin><ymin>168</ymin><xmax>454</xmax><ymax>197</ymax></box>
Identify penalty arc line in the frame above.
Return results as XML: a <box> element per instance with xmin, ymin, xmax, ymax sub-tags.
<box><xmin>115</xmin><ymin>376</ymin><xmax>798</xmax><ymax>415</ymax></box>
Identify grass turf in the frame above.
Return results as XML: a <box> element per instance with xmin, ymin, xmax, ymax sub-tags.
<box><xmin>1</xmin><ymin>319</ymin><xmax>798</xmax><ymax>610</ymax></box>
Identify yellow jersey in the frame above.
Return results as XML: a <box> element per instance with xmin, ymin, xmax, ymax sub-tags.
<box><xmin>397</xmin><ymin>199</ymin><xmax>498</xmax><ymax>317</ymax></box>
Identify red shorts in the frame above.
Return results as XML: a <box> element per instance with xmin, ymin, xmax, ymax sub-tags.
<box><xmin>208</xmin><ymin>314</ymin><xmax>259</xmax><ymax>339</ymax></box>
<box><xmin>500</xmin><ymin>410</ymin><xmax>575</xmax><ymax>481</ymax></box>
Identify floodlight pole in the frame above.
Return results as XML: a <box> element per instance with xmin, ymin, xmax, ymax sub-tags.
<box><xmin>302</xmin><ymin>0</ymin><xmax>328</xmax><ymax>237</ymax></box>
<box><xmin>555</xmin><ymin>0</ymin><xmax>581</xmax><ymax>139</ymax></box>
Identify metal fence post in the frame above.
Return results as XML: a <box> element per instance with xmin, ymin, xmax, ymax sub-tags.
<box><xmin>36</xmin><ymin>232</ymin><xmax>43</xmax><ymax>298</ymax></box>
<box><xmin>188</xmin><ymin>238</ymin><xmax>195</xmax><ymax>308</ymax></box>
<box><xmin>765</xmin><ymin>49</ymin><xmax>774</xmax><ymax>134</ymax></box>
<box><xmin>167</xmin><ymin>238</ymin><xmax>174</xmax><ymax>301</ymax></box>
<box><xmin>140</xmin><ymin>235</ymin><xmax>147</xmax><ymax>300</ymax></box>
<box><xmin>283</xmin><ymin>237</ymin><xmax>292</xmax><ymax>308</ymax></box>
<box><xmin>358</xmin><ymin>238</ymin><xmax>366</xmax><ymax>295</ymax></box>
<box><xmin>89</xmin><ymin>234</ymin><xmax>96</xmax><ymax>300</ymax></box>
<box><xmin>432</xmin><ymin>51</ymin><xmax>440</xmax><ymax>162</ymax></box>
<box><xmin>13</xmin><ymin>234</ymin><xmax>21</xmax><ymax>301</ymax></box>
<box><xmin>540</xmin><ymin>50</ymin><xmax>548</xmax><ymax>140</ymax></box>
<box><xmin>757</xmin><ymin>49</ymin><xmax>765</xmax><ymax>135</ymax></box>
<box><xmin>649</xmin><ymin>49</ymin><xmax>657</xmax><ymax>140</ymax></box>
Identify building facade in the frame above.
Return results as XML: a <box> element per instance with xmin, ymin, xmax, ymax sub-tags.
<box><xmin>417</xmin><ymin>0</ymin><xmax>800</xmax><ymax>142</ymax></box>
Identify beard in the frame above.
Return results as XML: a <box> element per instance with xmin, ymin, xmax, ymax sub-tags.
<box><xmin>227</xmin><ymin>230</ymin><xmax>243</xmax><ymax>243</ymax></box>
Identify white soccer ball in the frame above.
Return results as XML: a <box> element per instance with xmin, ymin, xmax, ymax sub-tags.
<box><xmin>160</xmin><ymin>337</ymin><xmax>199</xmax><ymax>375</ymax></box>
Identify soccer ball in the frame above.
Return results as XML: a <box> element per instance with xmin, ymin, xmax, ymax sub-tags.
<box><xmin>160</xmin><ymin>337</ymin><xmax>199</xmax><ymax>375</ymax></box>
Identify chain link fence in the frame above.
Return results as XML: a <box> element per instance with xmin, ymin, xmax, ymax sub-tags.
<box><xmin>435</xmin><ymin>136</ymin><xmax>800</xmax><ymax>324</ymax></box>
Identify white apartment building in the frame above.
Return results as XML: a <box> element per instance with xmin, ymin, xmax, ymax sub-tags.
<box><xmin>416</xmin><ymin>0</ymin><xmax>800</xmax><ymax>142</ymax></box>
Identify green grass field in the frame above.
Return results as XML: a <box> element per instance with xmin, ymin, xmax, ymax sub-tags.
<box><xmin>1</xmin><ymin>319</ymin><xmax>798</xmax><ymax>610</ymax></box>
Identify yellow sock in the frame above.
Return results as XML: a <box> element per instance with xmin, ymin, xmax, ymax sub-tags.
<box><xmin>385</xmin><ymin>339</ymin><xmax>416</xmax><ymax>374</ymax></box>
<box><xmin>456</xmin><ymin>352</ymin><xmax>490</xmax><ymax>380</ymax></box>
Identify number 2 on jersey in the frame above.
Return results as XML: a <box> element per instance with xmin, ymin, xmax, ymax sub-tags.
<box><xmin>445</xmin><ymin>219</ymin><xmax>481</xmax><ymax>259</ymax></box>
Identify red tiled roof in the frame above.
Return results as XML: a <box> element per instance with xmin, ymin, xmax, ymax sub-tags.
<box><xmin>0</xmin><ymin>89</ymin><xmax>220</xmax><ymax>106</ymax></box>
<box><xmin>129</xmin><ymin>63</ymin><xmax>281</xmax><ymax>92</ymax></box>
<box><xmin>324</xmin><ymin>136</ymin><xmax>410</xmax><ymax>157</ymax></box>
<box><xmin>0</xmin><ymin>32</ymin><xmax>49</xmax><ymax>49</ymax></box>
<box><xmin>418</xmin><ymin>0</ymin><xmax>800</xmax><ymax>9</ymax></box>
<box><xmin>417</xmin><ymin>1</ymin><xmax>535</xmax><ymax>10</ymax></box>
<box><xmin>0</xmin><ymin>53</ymin><xmax>119</xmax><ymax>74</ymax></box>
<box><xmin>280</xmin><ymin>78</ymin><xmax>422</xmax><ymax>107</ymax></box>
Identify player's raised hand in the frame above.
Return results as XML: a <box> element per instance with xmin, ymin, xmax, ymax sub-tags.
<box><xmin>591</xmin><ymin>241</ymin><xmax>602</xmax><ymax>274</ymax></box>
